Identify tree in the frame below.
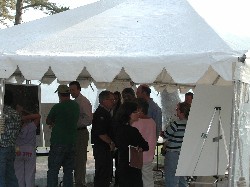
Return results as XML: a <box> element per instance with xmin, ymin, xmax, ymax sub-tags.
<box><xmin>0</xmin><ymin>0</ymin><xmax>69</xmax><ymax>26</ymax></box>
<box><xmin>0</xmin><ymin>0</ymin><xmax>16</xmax><ymax>26</ymax></box>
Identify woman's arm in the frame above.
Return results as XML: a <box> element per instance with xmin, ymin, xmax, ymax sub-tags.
<box><xmin>22</xmin><ymin>114</ymin><xmax>41</xmax><ymax>127</ymax></box>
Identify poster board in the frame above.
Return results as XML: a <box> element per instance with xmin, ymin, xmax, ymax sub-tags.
<box><xmin>176</xmin><ymin>85</ymin><xmax>233</xmax><ymax>176</ymax></box>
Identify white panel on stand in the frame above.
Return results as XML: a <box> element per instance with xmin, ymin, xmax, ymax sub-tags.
<box><xmin>176</xmin><ymin>85</ymin><xmax>233</xmax><ymax>176</ymax></box>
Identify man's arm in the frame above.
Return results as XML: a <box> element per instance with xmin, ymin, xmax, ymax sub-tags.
<box><xmin>99</xmin><ymin>134</ymin><xmax>115</xmax><ymax>151</ymax></box>
<box><xmin>46</xmin><ymin>117</ymin><xmax>54</xmax><ymax>128</ymax></box>
<box><xmin>163</xmin><ymin>121</ymin><xmax>177</xmax><ymax>140</ymax></box>
<box><xmin>79</xmin><ymin>97</ymin><xmax>93</xmax><ymax>126</ymax></box>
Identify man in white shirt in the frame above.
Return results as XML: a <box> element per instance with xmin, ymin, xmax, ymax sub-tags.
<box><xmin>69</xmin><ymin>81</ymin><xmax>93</xmax><ymax>187</ymax></box>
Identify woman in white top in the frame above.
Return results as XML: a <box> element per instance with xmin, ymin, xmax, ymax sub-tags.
<box><xmin>14</xmin><ymin>105</ymin><xmax>41</xmax><ymax>187</ymax></box>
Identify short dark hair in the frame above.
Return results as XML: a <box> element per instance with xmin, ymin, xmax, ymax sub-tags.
<box><xmin>122</xmin><ymin>88</ymin><xmax>136</xmax><ymax>102</ymax></box>
<box><xmin>113</xmin><ymin>91</ymin><xmax>121</xmax><ymax>99</ymax></box>
<box><xmin>179</xmin><ymin>102</ymin><xmax>191</xmax><ymax>119</ymax></box>
<box><xmin>136</xmin><ymin>98</ymin><xmax>149</xmax><ymax>115</ymax></box>
<box><xmin>114</xmin><ymin>101</ymin><xmax>138</xmax><ymax>125</ymax></box>
<box><xmin>69</xmin><ymin>81</ymin><xmax>81</xmax><ymax>90</ymax></box>
<box><xmin>4</xmin><ymin>90</ymin><xmax>13</xmax><ymax>106</ymax></box>
<box><xmin>122</xmin><ymin>88</ymin><xmax>135</xmax><ymax>97</ymax></box>
<box><xmin>141</xmin><ymin>85</ymin><xmax>151</xmax><ymax>96</ymax></box>
<box><xmin>99</xmin><ymin>90</ymin><xmax>112</xmax><ymax>103</ymax></box>
<box><xmin>185</xmin><ymin>92</ymin><xmax>193</xmax><ymax>99</ymax></box>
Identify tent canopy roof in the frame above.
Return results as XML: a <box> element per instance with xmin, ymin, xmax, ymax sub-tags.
<box><xmin>0</xmin><ymin>0</ymin><xmax>247</xmax><ymax>91</ymax></box>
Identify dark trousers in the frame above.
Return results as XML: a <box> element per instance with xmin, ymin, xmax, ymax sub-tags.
<box><xmin>118</xmin><ymin>163</ymin><xmax>143</xmax><ymax>187</ymax></box>
<box><xmin>0</xmin><ymin>146</ymin><xmax>19</xmax><ymax>187</ymax></box>
<box><xmin>47</xmin><ymin>144</ymin><xmax>75</xmax><ymax>187</ymax></box>
<box><xmin>93</xmin><ymin>145</ymin><xmax>112</xmax><ymax>187</ymax></box>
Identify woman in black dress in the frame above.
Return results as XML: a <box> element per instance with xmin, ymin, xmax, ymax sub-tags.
<box><xmin>114</xmin><ymin>101</ymin><xmax>149</xmax><ymax>187</ymax></box>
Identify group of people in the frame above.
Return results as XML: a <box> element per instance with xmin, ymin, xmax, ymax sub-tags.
<box><xmin>0</xmin><ymin>80</ymin><xmax>193</xmax><ymax>187</ymax></box>
<box><xmin>91</xmin><ymin>84</ymin><xmax>162</xmax><ymax>187</ymax></box>
<box><xmin>0</xmin><ymin>81</ymin><xmax>92</xmax><ymax>187</ymax></box>
<box><xmin>0</xmin><ymin>89</ymin><xmax>41</xmax><ymax>187</ymax></box>
<box><xmin>46</xmin><ymin>81</ymin><xmax>92</xmax><ymax>187</ymax></box>
<box><xmin>45</xmin><ymin>83</ymin><xmax>162</xmax><ymax>187</ymax></box>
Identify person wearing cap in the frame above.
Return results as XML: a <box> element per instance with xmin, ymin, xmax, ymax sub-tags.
<box><xmin>46</xmin><ymin>85</ymin><xmax>80</xmax><ymax>187</ymax></box>
<box><xmin>69</xmin><ymin>81</ymin><xmax>92</xmax><ymax>187</ymax></box>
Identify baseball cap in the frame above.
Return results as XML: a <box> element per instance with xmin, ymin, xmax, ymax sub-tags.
<box><xmin>54</xmin><ymin>85</ymin><xmax>69</xmax><ymax>94</ymax></box>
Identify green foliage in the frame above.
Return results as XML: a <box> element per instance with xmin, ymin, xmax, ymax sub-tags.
<box><xmin>0</xmin><ymin>0</ymin><xmax>69</xmax><ymax>26</ymax></box>
<box><xmin>23</xmin><ymin>0</ymin><xmax>69</xmax><ymax>15</ymax></box>
<box><xmin>0</xmin><ymin>0</ymin><xmax>16</xmax><ymax>26</ymax></box>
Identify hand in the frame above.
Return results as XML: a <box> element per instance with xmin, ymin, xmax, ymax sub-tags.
<box><xmin>16</xmin><ymin>104</ymin><xmax>23</xmax><ymax>113</ymax></box>
<box><xmin>49</xmin><ymin>124</ymin><xmax>54</xmax><ymax>129</ymax></box>
<box><xmin>109</xmin><ymin>141</ymin><xmax>115</xmax><ymax>151</ymax></box>
<box><xmin>160</xmin><ymin>131</ymin><xmax>166</xmax><ymax>138</ymax></box>
<box><xmin>136</xmin><ymin>147</ymin><xmax>143</xmax><ymax>152</ymax></box>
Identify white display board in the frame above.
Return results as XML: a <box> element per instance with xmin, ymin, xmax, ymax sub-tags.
<box><xmin>40</xmin><ymin>103</ymin><xmax>56</xmax><ymax>147</ymax></box>
<box><xmin>176</xmin><ymin>85</ymin><xmax>233</xmax><ymax>176</ymax></box>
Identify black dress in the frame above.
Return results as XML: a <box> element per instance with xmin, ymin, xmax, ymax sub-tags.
<box><xmin>115</xmin><ymin>124</ymin><xmax>149</xmax><ymax>187</ymax></box>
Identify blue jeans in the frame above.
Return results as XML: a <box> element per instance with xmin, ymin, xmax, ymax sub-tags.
<box><xmin>164</xmin><ymin>151</ymin><xmax>187</xmax><ymax>187</ymax></box>
<box><xmin>47</xmin><ymin>144</ymin><xmax>75</xmax><ymax>187</ymax></box>
<box><xmin>0</xmin><ymin>146</ymin><xmax>19</xmax><ymax>187</ymax></box>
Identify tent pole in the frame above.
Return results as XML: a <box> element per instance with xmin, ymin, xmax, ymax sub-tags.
<box><xmin>228</xmin><ymin>57</ymin><xmax>250</xmax><ymax>187</ymax></box>
<box><xmin>0</xmin><ymin>78</ymin><xmax>5</xmax><ymax>139</ymax></box>
<box><xmin>228</xmin><ymin>80</ymin><xmax>242</xmax><ymax>187</ymax></box>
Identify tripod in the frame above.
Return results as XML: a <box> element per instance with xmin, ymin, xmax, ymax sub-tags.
<box><xmin>192</xmin><ymin>107</ymin><xmax>229</xmax><ymax>186</ymax></box>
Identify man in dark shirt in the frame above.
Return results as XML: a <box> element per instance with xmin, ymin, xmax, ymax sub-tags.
<box><xmin>91</xmin><ymin>91</ymin><xmax>115</xmax><ymax>187</ymax></box>
<box><xmin>46</xmin><ymin>85</ymin><xmax>79</xmax><ymax>187</ymax></box>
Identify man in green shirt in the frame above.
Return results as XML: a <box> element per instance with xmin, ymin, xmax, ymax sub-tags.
<box><xmin>46</xmin><ymin>85</ymin><xmax>80</xmax><ymax>187</ymax></box>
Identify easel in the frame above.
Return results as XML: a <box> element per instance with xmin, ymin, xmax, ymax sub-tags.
<box><xmin>191</xmin><ymin>107</ymin><xmax>229</xmax><ymax>186</ymax></box>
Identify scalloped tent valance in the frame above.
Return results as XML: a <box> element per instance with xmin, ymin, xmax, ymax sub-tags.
<box><xmin>0</xmin><ymin>0</ymin><xmax>248</xmax><ymax>92</ymax></box>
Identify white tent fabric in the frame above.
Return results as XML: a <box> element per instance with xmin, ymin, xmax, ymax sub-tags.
<box><xmin>0</xmin><ymin>0</ymin><xmax>247</xmax><ymax>90</ymax></box>
<box><xmin>188</xmin><ymin>0</ymin><xmax>250</xmax><ymax>51</ymax></box>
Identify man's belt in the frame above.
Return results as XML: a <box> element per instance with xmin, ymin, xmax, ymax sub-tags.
<box><xmin>77</xmin><ymin>127</ymin><xmax>87</xmax><ymax>130</ymax></box>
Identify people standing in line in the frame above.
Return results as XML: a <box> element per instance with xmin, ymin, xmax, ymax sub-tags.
<box><xmin>162</xmin><ymin>102</ymin><xmax>190</xmax><ymax>187</ymax></box>
<box><xmin>14</xmin><ymin>105</ymin><xmax>41</xmax><ymax>187</ymax></box>
<box><xmin>46</xmin><ymin>85</ymin><xmax>80</xmax><ymax>187</ymax></box>
<box><xmin>132</xmin><ymin>98</ymin><xmax>157</xmax><ymax>187</ymax></box>
<box><xmin>0</xmin><ymin>90</ymin><xmax>22</xmax><ymax>187</ymax></box>
<box><xmin>69</xmin><ymin>81</ymin><xmax>93</xmax><ymax>187</ymax></box>
<box><xmin>136</xmin><ymin>84</ymin><xmax>162</xmax><ymax>138</ymax></box>
<box><xmin>91</xmin><ymin>91</ymin><xmax>116</xmax><ymax>187</ymax></box>
<box><xmin>114</xmin><ymin>101</ymin><xmax>149</xmax><ymax>187</ymax></box>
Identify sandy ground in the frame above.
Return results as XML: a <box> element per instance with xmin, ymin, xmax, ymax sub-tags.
<box><xmin>35</xmin><ymin>148</ymin><xmax>165</xmax><ymax>187</ymax></box>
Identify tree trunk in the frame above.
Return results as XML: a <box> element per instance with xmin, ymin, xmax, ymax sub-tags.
<box><xmin>15</xmin><ymin>0</ymin><xmax>24</xmax><ymax>25</ymax></box>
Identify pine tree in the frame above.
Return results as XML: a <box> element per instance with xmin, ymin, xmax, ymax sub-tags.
<box><xmin>0</xmin><ymin>0</ymin><xmax>69</xmax><ymax>26</ymax></box>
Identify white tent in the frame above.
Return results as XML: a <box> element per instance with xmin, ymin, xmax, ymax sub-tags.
<box><xmin>0</xmin><ymin>0</ymin><xmax>250</xmax><ymax>186</ymax></box>
<box><xmin>0</xmin><ymin>0</ymin><xmax>247</xmax><ymax>91</ymax></box>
